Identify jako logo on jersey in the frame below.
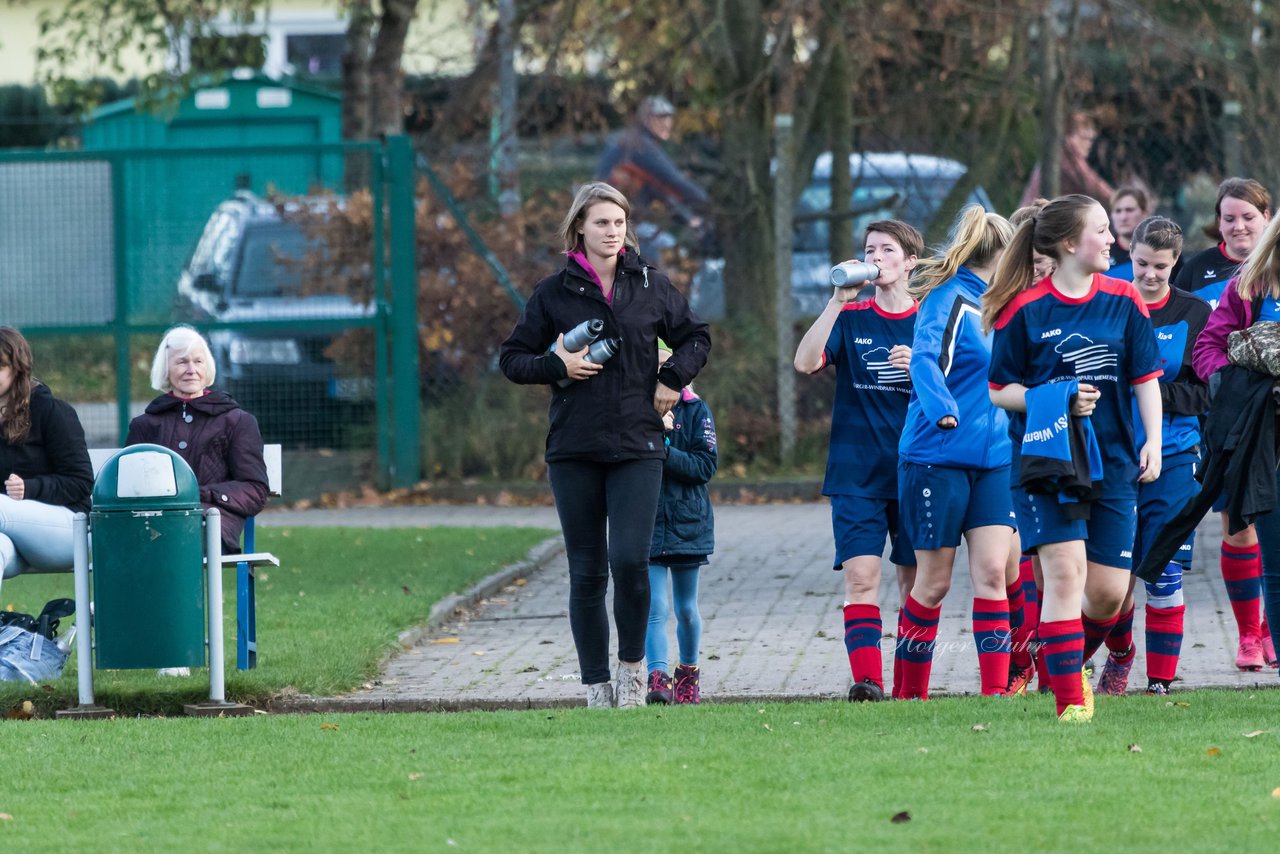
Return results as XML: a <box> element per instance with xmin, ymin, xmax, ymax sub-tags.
<box><xmin>1040</xmin><ymin>328</ymin><xmax>1062</xmax><ymax>339</ymax></box>
<box><xmin>1120</xmin><ymin>550</ymin><xmax>1133</xmax><ymax>559</ymax></box>
<box><xmin>1054</xmin><ymin>333</ymin><xmax>1118</xmax><ymax>373</ymax></box>
<box><xmin>854</xmin><ymin>337</ymin><xmax>873</xmax><ymax>345</ymax></box>
<box><xmin>1158</xmin><ymin>331</ymin><xmax>1174</xmax><ymax>341</ymax></box>
<box><xmin>861</xmin><ymin>347</ymin><xmax>909</xmax><ymax>384</ymax></box>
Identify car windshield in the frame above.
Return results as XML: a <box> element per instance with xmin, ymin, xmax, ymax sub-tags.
<box><xmin>234</xmin><ymin>223</ymin><xmax>322</xmax><ymax>297</ymax></box>
<box><xmin>793</xmin><ymin>175</ymin><xmax>960</xmax><ymax>253</ymax></box>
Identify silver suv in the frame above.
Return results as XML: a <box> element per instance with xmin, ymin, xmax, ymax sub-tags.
<box><xmin>692</xmin><ymin>152</ymin><xmax>993</xmax><ymax>319</ymax></box>
<box><xmin>174</xmin><ymin>191</ymin><xmax>375</xmax><ymax>444</ymax></box>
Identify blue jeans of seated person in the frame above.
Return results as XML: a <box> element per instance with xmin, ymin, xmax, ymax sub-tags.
<box><xmin>0</xmin><ymin>495</ymin><xmax>75</xmax><ymax>579</ymax></box>
<box><xmin>646</xmin><ymin>564</ymin><xmax>702</xmax><ymax>674</ymax></box>
<box><xmin>1246</xmin><ymin>467</ymin><xmax>1280</xmax><ymax>671</ymax></box>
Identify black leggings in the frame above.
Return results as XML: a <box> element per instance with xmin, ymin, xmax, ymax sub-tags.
<box><xmin>549</xmin><ymin>458</ymin><xmax>664</xmax><ymax>685</ymax></box>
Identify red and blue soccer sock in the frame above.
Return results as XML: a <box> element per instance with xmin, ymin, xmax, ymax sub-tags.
<box><xmin>892</xmin><ymin>607</ymin><xmax>905</xmax><ymax>699</ymax></box>
<box><xmin>1221</xmin><ymin>541</ymin><xmax>1262</xmax><ymax>639</ymax></box>
<box><xmin>894</xmin><ymin>595</ymin><xmax>941</xmax><ymax>700</ymax></box>
<box><xmin>1103</xmin><ymin>604</ymin><xmax>1136</xmax><ymax>659</ymax></box>
<box><xmin>1145</xmin><ymin>562</ymin><xmax>1186</xmax><ymax>685</ymax></box>
<box><xmin>1039</xmin><ymin>618</ymin><xmax>1085</xmax><ymax>715</ymax></box>
<box><xmin>1006</xmin><ymin>577</ymin><xmax>1033</xmax><ymax>671</ymax></box>
<box><xmin>1146</xmin><ymin>604</ymin><xmax>1185</xmax><ymax>684</ymax></box>
<box><xmin>842</xmin><ymin>604</ymin><xmax>884</xmax><ymax>690</ymax></box>
<box><xmin>1081</xmin><ymin>613</ymin><xmax>1119</xmax><ymax>663</ymax></box>
<box><xmin>973</xmin><ymin>597</ymin><xmax>1011</xmax><ymax>695</ymax></box>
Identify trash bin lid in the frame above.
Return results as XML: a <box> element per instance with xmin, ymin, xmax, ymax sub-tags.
<box><xmin>91</xmin><ymin>444</ymin><xmax>202</xmax><ymax>510</ymax></box>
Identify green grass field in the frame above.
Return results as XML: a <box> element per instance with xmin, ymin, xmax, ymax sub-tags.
<box><xmin>2</xmin><ymin>692</ymin><xmax>1278</xmax><ymax>851</ymax></box>
<box><xmin>0</xmin><ymin>526</ymin><xmax>554</xmax><ymax>715</ymax></box>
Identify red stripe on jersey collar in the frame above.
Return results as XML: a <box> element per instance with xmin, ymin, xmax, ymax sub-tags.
<box><xmin>1144</xmin><ymin>289</ymin><xmax>1171</xmax><ymax>311</ymax></box>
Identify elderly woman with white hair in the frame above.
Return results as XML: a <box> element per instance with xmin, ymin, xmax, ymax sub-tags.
<box><xmin>126</xmin><ymin>326</ymin><xmax>269</xmax><ymax>555</ymax></box>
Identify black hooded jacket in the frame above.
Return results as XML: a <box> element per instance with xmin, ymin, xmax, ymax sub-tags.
<box><xmin>1136</xmin><ymin>365</ymin><xmax>1276</xmax><ymax>582</ymax></box>
<box><xmin>0</xmin><ymin>382</ymin><xmax>92</xmax><ymax>513</ymax></box>
<box><xmin>499</xmin><ymin>250</ymin><xmax>711</xmax><ymax>463</ymax></box>
<box><xmin>126</xmin><ymin>390</ymin><xmax>269</xmax><ymax>552</ymax></box>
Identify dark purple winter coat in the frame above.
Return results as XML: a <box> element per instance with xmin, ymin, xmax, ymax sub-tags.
<box><xmin>125</xmin><ymin>391</ymin><xmax>269</xmax><ymax>552</ymax></box>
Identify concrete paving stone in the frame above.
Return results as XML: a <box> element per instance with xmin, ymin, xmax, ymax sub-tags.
<box><xmin>260</xmin><ymin>502</ymin><xmax>1280</xmax><ymax>711</ymax></box>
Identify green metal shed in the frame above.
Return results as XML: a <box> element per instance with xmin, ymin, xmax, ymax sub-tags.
<box><xmin>81</xmin><ymin>73</ymin><xmax>344</xmax><ymax>320</ymax></box>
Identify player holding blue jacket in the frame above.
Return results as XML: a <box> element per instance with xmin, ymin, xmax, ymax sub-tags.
<box><xmin>985</xmin><ymin>194</ymin><xmax>1163</xmax><ymax>723</ymax></box>
<box><xmin>1095</xmin><ymin>216</ymin><xmax>1210</xmax><ymax>696</ymax></box>
<box><xmin>795</xmin><ymin>220</ymin><xmax>922</xmax><ymax>703</ymax></box>
<box><xmin>894</xmin><ymin>206</ymin><xmax>1017</xmax><ymax>699</ymax></box>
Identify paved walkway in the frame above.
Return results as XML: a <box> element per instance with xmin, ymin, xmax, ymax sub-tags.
<box><xmin>261</xmin><ymin>503</ymin><xmax>1279</xmax><ymax>710</ymax></box>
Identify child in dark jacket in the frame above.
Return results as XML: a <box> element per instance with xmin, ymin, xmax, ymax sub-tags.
<box><xmin>645</xmin><ymin>344</ymin><xmax>717</xmax><ymax>704</ymax></box>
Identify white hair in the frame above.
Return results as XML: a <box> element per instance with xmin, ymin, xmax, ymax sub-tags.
<box><xmin>150</xmin><ymin>325</ymin><xmax>216</xmax><ymax>392</ymax></box>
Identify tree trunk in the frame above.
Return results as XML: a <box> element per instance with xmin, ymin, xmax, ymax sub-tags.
<box><xmin>827</xmin><ymin>39</ymin><xmax>854</xmax><ymax>265</ymax></box>
<box><xmin>494</xmin><ymin>0</ymin><xmax>522</xmax><ymax>223</ymax></box>
<box><xmin>1038</xmin><ymin>2</ymin><xmax>1064</xmax><ymax>199</ymax></box>
<box><xmin>773</xmin><ymin>38</ymin><xmax>797</xmax><ymax>467</ymax></box>
<box><xmin>369</xmin><ymin>0</ymin><xmax>420</xmax><ymax>136</ymax></box>
<box><xmin>342</xmin><ymin>0</ymin><xmax>375</xmax><ymax>190</ymax></box>
<box><xmin>714</xmin><ymin>1</ymin><xmax>774</xmax><ymax>329</ymax></box>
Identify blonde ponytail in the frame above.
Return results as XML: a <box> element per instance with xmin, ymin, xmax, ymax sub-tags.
<box><xmin>911</xmin><ymin>205</ymin><xmax>1013</xmax><ymax>303</ymax></box>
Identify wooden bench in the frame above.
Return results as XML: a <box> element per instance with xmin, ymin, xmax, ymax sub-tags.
<box><xmin>86</xmin><ymin>444</ymin><xmax>282</xmax><ymax>671</ymax></box>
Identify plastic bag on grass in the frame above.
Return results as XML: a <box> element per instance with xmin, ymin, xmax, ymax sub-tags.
<box><xmin>0</xmin><ymin>598</ymin><xmax>76</xmax><ymax>684</ymax></box>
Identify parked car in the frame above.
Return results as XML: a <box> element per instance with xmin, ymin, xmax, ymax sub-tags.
<box><xmin>174</xmin><ymin>191</ymin><xmax>376</xmax><ymax>445</ymax></box>
<box><xmin>690</xmin><ymin>152</ymin><xmax>993</xmax><ymax>319</ymax></box>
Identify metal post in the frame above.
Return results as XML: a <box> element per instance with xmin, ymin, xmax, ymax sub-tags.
<box><xmin>206</xmin><ymin>508</ymin><xmax>225</xmax><ymax>703</ymax></box>
<box><xmin>386</xmin><ymin>135</ymin><xmax>421</xmax><ymax>488</ymax></box>
<box><xmin>56</xmin><ymin>513</ymin><xmax>115</xmax><ymax>718</ymax></box>
<box><xmin>73</xmin><ymin>514</ymin><xmax>93</xmax><ymax>706</ymax></box>
<box><xmin>183</xmin><ymin>509</ymin><xmax>251</xmax><ymax>716</ymax></box>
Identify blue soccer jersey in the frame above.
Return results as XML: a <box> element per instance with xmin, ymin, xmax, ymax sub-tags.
<box><xmin>989</xmin><ymin>274</ymin><xmax>1161</xmax><ymax>492</ymax></box>
<box><xmin>1109</xmin><ymin>244</ymin><xmax>1133</xmax><ymax>283</ymax></box>
<box><xmin>822</xmin><ymin>300</ymin><xmax>917</xmax><ymax>498</ymax></box>
<box><xmin>1258</xmin><ymin>294</ymin><xmax>1280</xmax><ymax>322</ymax></box>
<box><xmin>1134</xmin><ymin>288</ymin><xmax>1211</xmax><ymax>458</ymax></box>
<box><xmin>1172</xmin><ymin>243</ymin><xmax>1243</xmax><ymax>309</ymax></box>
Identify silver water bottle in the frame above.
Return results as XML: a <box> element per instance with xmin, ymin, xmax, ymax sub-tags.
<box><xmin>547</xmin><ymin>318</ymin><xmax>605</xmax><ymax>354</ymax></box>
<box><xmin>830</xmin><ymin>261</ymin><xmax>881</xmax><ymax>288</ymax></box>
<box><xmin>557</xmin><ymin>336</ymin><xmax>621</xmax><ymax>387</ymax></box>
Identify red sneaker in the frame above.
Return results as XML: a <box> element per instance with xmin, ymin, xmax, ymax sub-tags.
<box><xmin>1006</xmin><ymin>663</ymin><xmax>1034</xmax><ymax>696</ymax></box>
<box><xmin>1236</xmin><ymin>635</ymin><xmax>1266</xmax><ymax>671</ymax></box>
<box><xmin>1261</xmin><ymin>632</ymin><xmax>1278</xmax><ymax>668</ymax></box>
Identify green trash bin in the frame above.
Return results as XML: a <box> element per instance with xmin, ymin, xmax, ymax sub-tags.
<box><xmin>90</xmin><ymin>444</ymin><xmax>206</xmax><ymax>669</ymax></box>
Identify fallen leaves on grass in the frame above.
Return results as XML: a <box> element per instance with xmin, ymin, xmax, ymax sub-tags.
<box><xmin>431</xmin><ymin>637</ymin><xmax>461</xmax><ymax>644</ymax></box>
<box><xmin>320</xmin><ymin>723</ymin><xmax>340</xmax><ymax>731</ymax></box>
<box><xmin>1272</xmin><ymin>788</ymin><xmax>1280</xmax><ymax>799</ymax></box>
<box><xmin>408</xmin><ymin>773</ymin><xmax>423</xmax><ymax>781</ymax></box>
<box><xmin>762</xmin><ymin>723</ymin><xmax>772</xmax><ymax>732</ymax></box>
<box><xmin>402</xmin><ymin>586</ymin><xmax>412</xmax><ymax>595</ymax></box>
<box><xmin>1206</xmin><ymin>747</ymin><xmax>1222</xmax><ymax>757</ymax></box>
<box><xmin>971</xmin><ymin>724</ymin><xmax>988</xmax><ymax>732</ymax></box>
<box><xmin>0</xmin><ymin>813</ymin><xmax>12</xmax><ymax>821</ymax></box>
<box><xmin>1128</xmin><ymin>744</ymin><xmax>1142</xmax><ymax>753</ymax></box>
<box><xmin>6</xmin><ymin>701</ymin><xmax>35</xmax><ymax>720</ymax></box>
<box><xmin>1243</xmin><ymin>731</ymin><xmax>1267</xmax><ymax>738</ymax></box>
<box><xmin>890</xmin><ymin>811</ymin><xmax>911</xmax><ymax>824</ymax></box>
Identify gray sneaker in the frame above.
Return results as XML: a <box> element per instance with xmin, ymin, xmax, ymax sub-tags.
<box><xmin>614</xmin><ymin>661</ymin><xmax>647</xmax><ymax>708</ymax></box>
<box><xmin>586</xmin><ymin>682</ymin><xmax>614</xmax><ymax>708</ymax></box>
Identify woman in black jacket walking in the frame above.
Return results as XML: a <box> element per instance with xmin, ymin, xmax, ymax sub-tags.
<box><xmin>500</xmin><ymin>182</ymin><xmax>711</xmax><ymax>708</ymax></box>
<box><xmin>0</xmin><ymin>327</ymin><xmax>93</xmax><ymax>592</ymax></box>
